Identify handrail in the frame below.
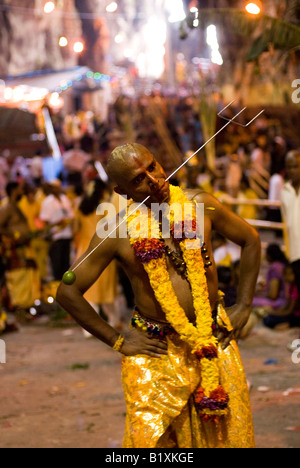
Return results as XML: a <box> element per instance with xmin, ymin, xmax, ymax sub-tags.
<box><xmin>216</xmin><ymin>196</ymin><xmax>283</xmax><ymax>231</ymax></box>
<box><xmin>245</xmin><ymin>219</ymin><xmax>284</xmax><ymax>231</ymax></box>
<box><xmin>225</xmin><ymin>198</ymin><xmax>281</xmax><ymax>208</ymax></box>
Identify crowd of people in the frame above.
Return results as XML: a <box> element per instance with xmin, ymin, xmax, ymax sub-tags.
<box><xmin>0</xmin><ymin>92</ymin><xmax>300</xmax><ymax>339</ymax></box>
<box><xmin>0</xmin><ymin>174</ymin><xmax>127</xmax><ymax>332</ymax></box>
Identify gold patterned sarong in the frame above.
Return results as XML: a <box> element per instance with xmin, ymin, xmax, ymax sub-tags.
<box><xmin>122</xmin><ymin>304</ymin><xmax>255</xmax><ymax>448</ymax></box>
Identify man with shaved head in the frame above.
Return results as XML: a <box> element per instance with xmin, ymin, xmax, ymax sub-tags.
<box><xmin>281</xmin><ymin>149</ymin><xmax>300</xmax><ymax>296</ymax></box>
<box><xmin>107</xmin><ymin>143</ymin><xmax>171</xmax><ymax>205</ymax></box>
<box><xmin>57</xmin><ymin>143</ymin><xmax>261</xmax><ymax>448</ymax></box>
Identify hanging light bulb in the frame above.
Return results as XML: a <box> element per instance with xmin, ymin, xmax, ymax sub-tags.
<box><xmin>114</xmin><ymin>33</ymin><xmax>125</xmax><ymax>44</ymax></box>
<box><xmin>44</xmin><ymin>1</ymin><xmax>55</xmax><ymax>14</ymax></box>
<box><xmin>106</xmin><ymin>2</ymin><xmax>118</xmax><ymax>13</ymax></box>
<box><xmin>245</xmin><ymin>1</ymin><xmax>262</xmax><ymax>15</ymax></box>
<box><xmin>73</xmin><ymin>41</ymin><xmax>84</xmax><ymax>53</ymax></box>
<box><xmin>166</xmin><ymin>0</ymin><xmax>186</xmax><ymax>23</ymax></box>
<box><xmin>59</xmin><ymin>37</ymin><xmax>68</xmax><ymax>47</ymax></box>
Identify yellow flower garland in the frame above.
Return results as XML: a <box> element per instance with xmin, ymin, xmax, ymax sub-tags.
<box><xmin>127</xmin><ymin>185</ymin><xmax>229</xmax><ymax>421</ymax></box>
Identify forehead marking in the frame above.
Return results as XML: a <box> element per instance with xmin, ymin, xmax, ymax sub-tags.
<box><xmin>132</xmin><ymin>156</ymin><xmax>145</xmax><ymax>168</ymax></box>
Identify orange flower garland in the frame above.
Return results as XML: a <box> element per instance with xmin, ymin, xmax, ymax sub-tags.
<box><xmin>126</xmin><ymin>185</ymin><xmax>229</xmax><ymax>421</ymax></box>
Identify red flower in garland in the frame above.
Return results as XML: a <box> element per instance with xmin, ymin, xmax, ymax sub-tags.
<box><xmin>194</xmin><ymin>385</ymin><xmax>229</xmax><ymax>415</ymax></box>
<box><xmin>194</xmin><ymin>344</ymin><xmax>218</xmax><ymax>361</ymax></box>
<box><xmin>133</xmin><ymin>239</ymin><xmax>165</xmax><ymax>264</ymax></box>
<box><xmin>172</xmin><ymin>219</ymin><xmax>198</xmax><ymax>243</ymax></box>
<box><xmin>194</xmin><ymin>387</ymin><xmax>205</xmax><ymax>405</ymax></box>
<box><xmin>200</xmin><ymin>414</ymin><xmax>219</xmax><ymax>423</ymax></box>
<box><xmin>210</xmin><ymin>386</ymin><xmax>229</xmax><ymax>404</ymax></box>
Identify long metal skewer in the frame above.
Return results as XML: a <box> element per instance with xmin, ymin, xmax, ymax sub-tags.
<box><xmin>64</xmin><ymin>102</ymin><xmax>264</xmax><ymax>280</ymax></box>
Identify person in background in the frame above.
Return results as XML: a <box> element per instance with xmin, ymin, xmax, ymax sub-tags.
<box><xmin>0</xmin><ymin>157</ymin><xmax>9</xmax><ymax>201</ymax></box>
<box><xmin>73</xmin><ymin>179</ymin><xmax>120</xmax><ymax>337</ymax></box>
<box><xmin>226</xmin><ymin>154</ymin><xmax>242</xmax><ymax>198</ymax></box>
<box><xmin>39</xmin><ymin>179</ymin><xmax>74</xmax><ymax>282</ymax></box>
<box><xmin>217</xmin><ymin>266</ymin><xmax>237</xmax><ymax>308</ymax></box>
<box><xmin>212</xmin><ymin>232</ymin><xmax>241</xmax><ymax>268</ymax></box>
<box><xmin>263</xmin><ymin>263</ymin><xmax>300</xmax><ymax>329</ymax></box>
<box><xmin>213</xmin><ymin>177</ymin><xmax>234</xmax><ymax>207</ymax></box>
<box><xmin>252</xmin><ymin>244</ymin><xmax>287</xmax><ymax>313</ymax></box>
<box><xmin>240</xmin><ymin>244</ymin><xmax>287</xmax><ymax>338</ymax></box>
<box><xmin>236</xmin><ymin>175</ymin><xmax>258</xmax><ymax>221</ymax></box>
<box><xmin>0</xmin><ymin>182</ymin><xmax>39</xmax><ymax>320</ymax></box>
<box><xmin>19</xmin><ymin>184</ymin><xmax>49</xmax><ymax>283</ymax></box>
<box><xmin>280</xmin><ymin>150</ymin><xmax>300</xmax><ymax>298</ymax></box>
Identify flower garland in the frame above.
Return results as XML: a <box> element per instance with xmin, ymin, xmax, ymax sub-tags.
<box><xmin>126</xmin><ymin>185</ymin><xmax>229</xmax><ymax>422</ymax></box>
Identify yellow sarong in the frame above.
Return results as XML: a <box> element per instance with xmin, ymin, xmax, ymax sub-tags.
<box><xmin>122</xmin><ymin>305</ymin><xmax>254</xmax><ymax>448</ymax></box>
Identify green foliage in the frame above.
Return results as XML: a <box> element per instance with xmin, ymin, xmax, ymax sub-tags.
<box><xmin>182</xmin><ymin>8</ymin><xmax>300</xmax><ymax>60</ymax></box>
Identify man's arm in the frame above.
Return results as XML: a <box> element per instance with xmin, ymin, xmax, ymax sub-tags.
<box><xmin>196</xmin><ymin>192</ymin><xmax>261</xmax><ymax>346</ymax></box>
<box><xmin>56</xmin><ymin>230</ymin><xmax>120</xmax><ymax>346</ymax></box>
<box><xmin>56</xmin><ymin>222</ymin><xmax>168</xmax><ymax>357</ymax></box>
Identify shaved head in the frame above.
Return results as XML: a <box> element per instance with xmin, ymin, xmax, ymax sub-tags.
<box><xmin>107</xmin><ymin>143</ymin><xmax>169</xmax><ymax>204</ymax></box>
<box><xmin>107</xmin><ymin>143</ymin><xmax>150</xmax><ymax>186</ymax></box>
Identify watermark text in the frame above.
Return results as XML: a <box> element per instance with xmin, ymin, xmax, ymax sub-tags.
<box><xmin>291</xmin><ymin>339</ymin><xmax>300</xmax><ymax>364</ymax></box>
<box><xmin>292</xmin><ymin>79</ymin><xmax>300</xmax><ymax>104</ymax></box>
<box><xmin>96</xmin><ymin>197</ymin><xmax>205</xmax><ymax>248</ymax></box>
<box><xmin>0</xmin><ymin>339</ymin><xmax>6</xmax><ymax>364</ymax></box>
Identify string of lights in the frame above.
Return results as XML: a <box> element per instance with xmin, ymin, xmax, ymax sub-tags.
<box><xmin>55</xmin><ymin>70</ymin><xmax>112</xmax><ymax>94</ymax></box>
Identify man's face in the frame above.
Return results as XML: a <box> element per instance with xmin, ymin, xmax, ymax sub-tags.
<box><xmin>116</xmin><ymin>148</ymin><xmax>170</xmax><ymax>205</ymax></box>
<box><xmin>285</xmin><ymin>154</ymin><xmax>300</xmax><ymax>186</ymax></box>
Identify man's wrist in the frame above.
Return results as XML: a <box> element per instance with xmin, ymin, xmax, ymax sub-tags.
<box><xmin>112</xmin><ymin>334</ymin><xmax>125</xmax><ymax>353</ymax></box>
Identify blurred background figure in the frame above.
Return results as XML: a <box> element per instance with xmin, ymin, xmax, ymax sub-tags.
<box><xmin>39</xmin><ymin>179</ymin><xmax>74</xmax><ymax>282</ymax></box>
<box><xmin>212</xmin><ymin>232</ymin><xmax>241</xmax><ymax>268</ymax></box>
<box><xmin>252</xmin><ymin>243</ymin><xmax>288</xmax><ymax>313</ymax></box>
<box><xmin>62</xmin><ymin>141</ymin><xmax>91</xmax><ymax>192</ymax></box>
<box><xmin>0</xmin><ymin>157</ymin><xmax>9</xmax><ymax>201</ymax></box>
<box><xmin>241</xmin><ymin>244</ymin><xmax>288</xmax><ymax>338</ymax></box>
<box><xmin>263</xmin><ymin>263</ymin><xmax>300</xmax><ymax>330</ymax></box>
<box><xmin>236</xmin><ymin>175</ymin><xmax>258</xmax><ymax>220</ymax></box>
<box><xmin>217</xmin><ymin>266</ymin><xmax>237</xmax><ymax>308</ymax></box>
<box><xmin>19</xmin><ymin>184</ymin><xmax>49</xmax><ymax>284</ymax></box>
<box><xmin>226</xmin><ymin>153</ymin><xmax>242</xmax><ymax>198</ymax></box>
<box><xmin>73</xmin><ymin>179</ymin><xmax>120</xmax><ymax>337</ymax></box>
<box><xmin>0</xmin><ymin>181</ymin><xmax>40</xmax><ymax>321</ymax></box>
<box><xmin>281</xmin><ymin>150</ymin><xmax>300</xmax><ymax>298</ymax></box>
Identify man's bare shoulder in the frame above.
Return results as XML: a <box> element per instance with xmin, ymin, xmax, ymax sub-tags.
<box><xmin>184</xmin><ymin>189</ymin><xmax>220</xmax><ymax>207</ymax></box>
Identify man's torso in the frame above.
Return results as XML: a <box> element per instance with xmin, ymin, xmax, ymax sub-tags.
<box><xmin>115</xmin><ymin>190</ymin><xmax>219</xmax><ymax>323</ymax></box>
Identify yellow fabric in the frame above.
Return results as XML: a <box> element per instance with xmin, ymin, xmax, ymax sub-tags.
<box><xmin>216</xmin><ymin>253</ymin><xmax>232</xmax><ymax>268</ymax></box>
<box><xmin>18</xmin><ymin>197</ymin><xmax>42</xmax><ymax>232</ymax></box>
<box><xmin>30</xmin><ymin>238</ymin><xmax>49</xmax><ymax>280</ymax></box>
<box><xmin>75</xmin><ymin>210</ymin><xmax>117</xmax><ymax>304</ymax></box>
<box><xmin>19</xmin><ymin>196</ymin><xmax>49</xmax><ymax>280</ymax></box>
<box><xmin>122</xmin><ymin>305</ymin><xmax>254</xmax><ymax>448</ymax></box>
<box><xmin>5</xmin><ymin>268</ymin><xmax>40</xmax><ymax>309</ymax></box>
<box><xmin>236</xmin><ymin>189</ymin><xmax>258</xmax><ymax>220</ymax></box>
